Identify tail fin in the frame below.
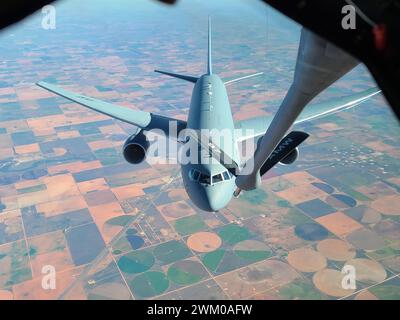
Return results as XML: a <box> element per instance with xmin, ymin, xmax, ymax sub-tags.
<box><xmin>155</xmin><ymin>17</ymin><xmax>212</xmax><ymax>81</ymax></box>
<box><xmin>207</xmin><ymin>16</ymin><xmax>212</xmax><ymax>75</ymax></box>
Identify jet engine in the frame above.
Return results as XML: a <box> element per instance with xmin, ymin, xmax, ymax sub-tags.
<box><xmin>279</xmin><ymin>147</ymin><xmax>298</xmax><ymax>165</ymax></box>
<box><xmin>123</xmin><ymin>131</ymin><xmax>149</xmax><ymax>164</ymax></box>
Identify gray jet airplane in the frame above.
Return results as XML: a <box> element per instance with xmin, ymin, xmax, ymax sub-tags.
<box><xmin>37</xmin><ymin>18</ymin><xmax>381</xmax><ymax>212</ymax></box>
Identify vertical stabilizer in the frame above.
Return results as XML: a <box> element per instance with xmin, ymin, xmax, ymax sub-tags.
<box><xmin>208</xmin><ymin>16</ymin><xmax>212</xmax><ymax>75</ymax></box>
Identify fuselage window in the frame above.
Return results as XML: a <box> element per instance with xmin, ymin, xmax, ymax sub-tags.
<box><xmin>212</xmin><ymin>174</ymin><xmax>223</xmax><ymax>184</ymax></box>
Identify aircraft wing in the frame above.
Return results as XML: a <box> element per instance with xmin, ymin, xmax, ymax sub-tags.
<box><xmin>37</xmin><ymin>81</ymin><xmax>186</xmax><ymax>135</ymax></box>
<box><xmin>235</xmin><ymin>87</ymin><xmax>381</xmax><ymax>143</ymax></box>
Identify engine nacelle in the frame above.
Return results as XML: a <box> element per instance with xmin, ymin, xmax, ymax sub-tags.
<box><xmin>123</xmin><ymin>131</ymin><xmax>150</xmax><ymax>164</ymax></box>
<box><xmin>279</xmin><ymin>147</ymin><xmax>299</xmax><ymax>165</ymax></box>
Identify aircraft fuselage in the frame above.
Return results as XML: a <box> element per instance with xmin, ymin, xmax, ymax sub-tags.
<box><xmin>181</xmin><ymin>74</ymin><xmax>238</xmax><ymax>212</ymax></box>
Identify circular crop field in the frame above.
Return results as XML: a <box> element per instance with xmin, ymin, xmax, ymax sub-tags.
<box><xmin>117</xmin><ymin>250</ymin><xmax>154</xmax><ymax>274</ymax></box>
<box><xmin>126</xmin><ymin>235</ymin><xmax>145</xmax><ymax>250</ymax></box>
<box><xmin>346</xmin><ymin>229</ymin><xmax>385</xmax><ymax>250</ymax></box>
<box><xmin>153</xmin><ymin>240</ymin><xmax>190</xmax><ymax>265</ymax></box>
<box><xmin>346</xmin><ymin>258</ymin><xmax>387</xmax><ymax>284</ymax></box>
<box><xmin>167</xmin><ymin>260</ymin><xmax>208</xmax><ymax>285</ymax></box>
<box><xmin>202</xmin><ymin>249</ymin><xmax>225</xmax><ymax>272</ymax></box>
<box><xmin>313</xmin><ymin>269</ymin><xmax>355</xmax><ymax>297</ymax></box>
<box><xmin>326</xmin><ymin>194</ymin><xmax>357</xmax><ymax>209</ymax></box>
<box><xmin>187</xmin><ymin>232</ymin><xmax>222</xmax><ymax>253</ymax></box>
<box><xmin>159</xmin><ymin>201</ymin><xmax>194</xmax><ymax>219</ymax></box>
<box><xmin>287</xmin><ymin>247</ymin><xmax>327</xmax><ymax>272</ymax></box>
<box><xmin>218</xmin><ymin>224</ymin><xmax>250</xmax><ymax>245</ymax></box>
<box><xmin>130</xmin><ymin>271</ymin><xmax>169</xmax><ymax>298</ymax></box>
<box><xmin>317</xmin><ymin>239</ymin><xmax>356</xmax><ymax>261</ymax></box>
<box><xmin>311</xmin><ymin>182</ymin><xmax>334</xmax><ymax>194</ymax></box>
<box><xmin>233</xmin><ymin>240</ymin><xmax>272</xmax><ymax>262</ymax></box>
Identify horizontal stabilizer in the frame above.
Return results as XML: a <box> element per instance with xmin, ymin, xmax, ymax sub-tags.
<box><xmin>154</xmin><ymin>70</ymin><xmax>198</xmax><ymax>83</ymax></box>
<box><xmin>224</xmin><ymin>72</ymin><xmax>264</xmax><ymax>86</ymax></box>
<box><xmin>260</xmin><ymin>131</ymin><xmax>309</xmax><ymax>176</ymax></box>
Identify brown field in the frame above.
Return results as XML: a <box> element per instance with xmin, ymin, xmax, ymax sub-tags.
<box><xmin>346</xmin><ymin>258</ymin><xmax>387</xmax><ymax>284</ymax></box>
<box><xmin>0</xmin><ymin>290</ymin><xmax>14</xmax><ymax>300</ymax></box>
<box><xmin>33</xmin><ymin>127</ymin><xmax>56</xmax><ymax>137</ymax></box>
<box><xmin>215</xmin><ymin>259</ymin><xmax>299</xmax><ymax>299</ymax></box>
<box><xmin>56</xmin><ymin>130</ymin><xmax>81</xmax><ymax>139</ymax></box>
<box><xmin>370</xmin><ymin>195</ymin><xmax>400</xmax><ymax>216</ymax></box>
<box><xmin>157</xmin><ymin>200</ymin><xmax>196</xmax><ymax>221</ymax></box>
<box><xmin>44</xmin><ymin>174</ymin><xmax>80</xmax><ymax>199</ymax></box>
<box><xmin>14</xmin><ymin>143</ymin><xmax>40</xmax><ymax>154</ymax></box>
<box><xmin>0</xmin><ymin>147</ymin><xmax>14</xmax><ymax>160</ymax></box>
<box><xmin>30</xmin><ymin>250</ymin><xmax>74</xmax><ymax>278</ymax></box>
<box><xmin>77</xmin><ymin>178</ymin><xmax>109</xmax><ymax>194</ymax></box>
<box><xmin>316</xmin><ymin>239</ymin><xmax>356</xmax><ymax>261</ymax></box>
<box><xmin>281</xmin><ymin>171</ymin><xmax>321</xmax><ymax>186</ymax></box>
<box><xmin>364</xmin><ymin>141</ymin><xmax>396</xmax><ymax>152</ymax></box>
<box><xmin>187</xmin><ymin>232</ymin><xmax>222</xmax><ymax>253</ymax></box>
<box><xmin>168</xmin><ymin>188</ymin><xmax>189</xmax><ymax>201</ymax></box>
<box><xmin>287</xmin><ymin>247</ymin><xmax>327</xmax><ymax>272</ymax></box>
<box><xmin>355</xmin><ymin>290</ymin><xmax>378</xmax><ymax>300</ymax></box>
<box><xmin>36</xmin><ymin>195</ymin><xmax>87</xmax><ymax>217</ymax></box>
<box><xmin>276</xmin><ymin>184</ymin><xmax>327</xmax><ymax>204</ymax></box>
<box><xmin>313</xmin><ymin>269</ymin><xmax>354</xmax><ymax>297</ymax></box>
<box><xmin>357</xmin><ymin>182</ymin><xmax>398</xmax><ymax>200</ymax></box>
<box><xmin>111</xmin><ymin>184</ymin><xmax>145</xmax><ymax>201</ymax></box>
<box><xmin>47</xmin><ymin>160</ymin><xmax>103</xmax><ymax>175</ymax></box>
<box><xmin>316</xmin><ymin>212</ymin><xmax>363</xmax><ymax>238</ymax></box>
<box><xmin>88</xmin><ymin>202</ymin><xmax>126</xmax><ymax>243</ymax></box>
<box><xmin>28</xmin><ymin>230</ymin><xmax>67</xmax><ymax>255</ymax></box>
<box><xmin>12</xmin><ymin>266</ymin><xmax>86</xmax><ymax>300</ymax></box>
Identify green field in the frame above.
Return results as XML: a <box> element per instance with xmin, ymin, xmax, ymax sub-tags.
<box><xmin>218</xmin><ymin>225</ymin><xmax>250</xmax><ymax>245</ymax></box>
<box><xmin>130</xmin><ymin>271</ymin><xmax>169</xmax><ymax>298</ymax></box>
<box><xmin>117</xmin><ymin>250</ymin><xmax>155</xmax><ymax>274</ymax></box>
<box><xmin>173</xmin><ymin>215</ymin><xmax>207</xmax><ymax>236</ymax></box>
<box><xmin>153</xmin><ymin>240</ymin><xmax>191</xmax><ymax>265</ymax></box>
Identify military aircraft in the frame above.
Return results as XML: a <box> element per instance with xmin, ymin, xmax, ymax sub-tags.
<box><xmin>37</xmin><ymin>18</ymin><xmax>381</xmax><ymax>212</ymax></box>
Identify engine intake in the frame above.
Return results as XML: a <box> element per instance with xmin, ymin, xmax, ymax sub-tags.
<box><xmin>279</xmin><ymin>147</ymin><xmax>299</xmax><ymax>165</ymax></box>
<box><xmin>123</xmin><ymin>131</ymin><xmax>150</xmax><ymax>164</ymax></box>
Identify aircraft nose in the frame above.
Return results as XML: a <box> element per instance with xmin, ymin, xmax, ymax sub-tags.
<box><xmin>205</xmin><ymin>186</ymin><xmax>230</xmax><ymax>212</ymax></box>
<box><xmin>207</xmin><ymin>196</ymin><xmax>223</xmax><ymax>212</ymax></box>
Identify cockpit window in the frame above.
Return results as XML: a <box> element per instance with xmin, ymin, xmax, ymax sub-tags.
<box><xmin>199</xmin><ymin>173</ymin><xmax>211</xmax><ymax>185</ymax></box>
<box><xmin>190</xmin><ymin>169</ymin><xmax>232</xmax><ymax>185</ymax></box>
<box><xmin>223</xmin><ymin>171</ymin><xmax>230</xmax><ymax>180</ymax></box>
<box><xmin>212</xmin><ymin>173</ymin><xmax>223</xmax><ymax>184</ymax></box>
<box><xmin>192</xmin><ymin>170</ymin><xmax>200</xmax><ymax>181</ymax></box>
<box><xmin>189</xmin><ymin>169</ymin><xmax>200</xmax><ymax>181</ymax></box>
